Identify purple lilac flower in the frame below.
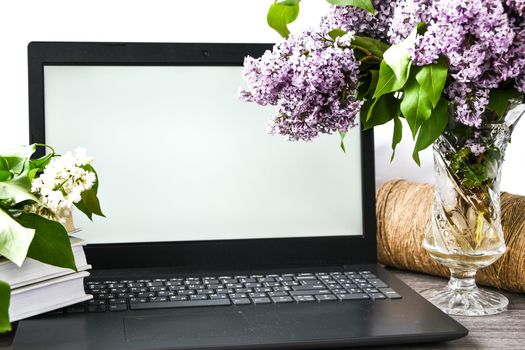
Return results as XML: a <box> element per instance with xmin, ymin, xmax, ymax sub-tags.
<box><xmin>465</xmin><ymin>132</ymin><xmax>486</xmax><ymax>155</ymax></box>
<box><xmin>321</xmin><ymin>0</ymin><xmax>396</xmax><ymax>42</ymax></box>
<box><xmin>446</xmin><ymin>82</ymin><xmax>489</xmax><ymax>128</ymax></box>
<box><xmin>388</xmin><ymin>0</ymin><xmax>433</xmax><ymax>43</ymax></box>
<box><xmin>240</xmin><ymin>29</ymin><xmax>362</xmax><ymax>141</ymax></box>
<box><xmin>387</xmin><ymin>0</ymin><xmax>525</xmax><ymax>127</ymax></box>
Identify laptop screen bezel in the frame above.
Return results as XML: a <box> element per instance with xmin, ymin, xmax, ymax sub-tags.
<box><xmin>28</xmin><ymin>41</ymin><xmax>377</xmax><ymax>271</ymax></box>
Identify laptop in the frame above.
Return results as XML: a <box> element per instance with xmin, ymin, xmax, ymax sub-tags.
<box><xmin>12</xmin><ymin>42</ymin><xmax>467</xmax><ymax>349</ymax></box>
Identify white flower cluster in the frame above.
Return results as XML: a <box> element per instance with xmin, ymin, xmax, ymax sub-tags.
<box><xmin>30</xmin><ymin>147</ymin><xmax>96</xmax><ymax>220</ymax></box>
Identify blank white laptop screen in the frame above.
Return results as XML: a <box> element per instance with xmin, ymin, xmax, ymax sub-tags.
<box><xmin>43</xmin><ymin>66</ymin><xmax>363</xmax><ymax>243</ymax></box>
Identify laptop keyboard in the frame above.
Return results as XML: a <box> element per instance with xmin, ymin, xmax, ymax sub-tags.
<box><xmin>73</xmin><ymin>270</ymin><xmax>400</xmax><ymax>313</ymax></box>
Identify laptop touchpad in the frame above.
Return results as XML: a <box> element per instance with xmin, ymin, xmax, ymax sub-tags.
<box><xmin>124</xmin><ymin>310</ymin><xmax>249</xmax><ymax>345</ymax></box>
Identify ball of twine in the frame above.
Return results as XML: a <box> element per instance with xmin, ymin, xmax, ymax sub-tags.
<box><xmin>376</xmin><ymin>179</ymin><xmax>525</xmax><ymax>293</ymax></box>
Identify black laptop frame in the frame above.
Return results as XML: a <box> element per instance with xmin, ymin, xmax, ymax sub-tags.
<box><xmin>27</xmin><ymin>41</ymin><xmax>377</xmax><ymax>272</ymax></box>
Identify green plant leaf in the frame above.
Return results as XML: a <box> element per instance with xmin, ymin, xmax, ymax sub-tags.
<box><xmin>83</xmin><ymin>189</ymin><xmax>105</xmax><ymax>217</ymax></box>
<box><xmin>328</xmin><ymin>28</ymin><xmax>346</xmax><ymax>41</ymax></box>
<box><xmin>0</xmin><ymin>281</ymin><xmax>10</xmax><ymax>333</ymax></box>
<box><xmin>373</xmin><ymin>61</ymin><xmax>409</xmax><ymax>99</ymax></box>
<box><xmin>0</xmin><ymin>158</ymin><xmax>11</xmax><ymax>182</ymax></box>
<box><xmin>382</xmin><ymin>24</ymin><xmax>418</xmax><ymax>83</ymax></box>
<box><xmin>415</xmin><ymin>55</ymin><xmax>448</xmax><ymax>108</ymax></box>
<box><xmin>363</xmin><ymin>94</ymin><xmax>399</xmax><ymax>130</ymax></box>
<box><xmin>487</xmin><ymin>86</ymin><xmax>523</xmax><ymax>119</ymax></box>
<box><xmin>351</xmin><ymin>35</ymin><xmax>389</xmax><ymax>58</ymax></box>
<box><xmin>0</xmin><ymin>176</ymin><xmax>38</xmax><ymax>206</ymax></box>
<box><xmin>366</xmin><ymin>69</ymin><xmax>379</xmax><ymax>97</ymax></box>
<box><xmin>391</xmin><ymin>115</ymin><xmax>403</xmax><ymax>162</ymax></box>
<box><xmin>412</xmin><ymin>98</ymin><xmax>449</xmax><ymax>165</ymax></box>
<box><xmin>16</xmin><ymin>213</ymin><xmax>76</xmax><ymax>271</ymax></box>
<box><xmin>400</xmin><ymin>76</ymin><xmax>433</xmax><ymax>137</ymax></box>
<box><xmin>0</xmin><ymin>208</ymin><xmax>35</xmax><ymax>266</ymax></box>
<box><xmin>267</xmin><ymin>0</ymin><xmax>300</xmax><ymax>39</ymax></box>
<box><xmin>0</xmin><ymin>145</ymin><xmax>35</xmax><ymax>176</ymax></box>
<box><xmin>338</xmin><ymin>131</ymin><xmax>347</xmax><ymax>153</ymax></box>
<box><xmin>326</xmin><ymin>0</ymin><xmax>375</xmax><ymax>14</ymax></box>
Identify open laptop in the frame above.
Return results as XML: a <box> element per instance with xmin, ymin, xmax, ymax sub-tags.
<box><xmin>12</xmin><ymin>42</ymin><xmax>467</xmax><ymax>349</ymax></box>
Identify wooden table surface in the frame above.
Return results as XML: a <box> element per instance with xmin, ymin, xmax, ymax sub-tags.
<box><xmin>1</xmin><ymin>268</ymin><xmax>523</xmax><ymax>349</ymax></box>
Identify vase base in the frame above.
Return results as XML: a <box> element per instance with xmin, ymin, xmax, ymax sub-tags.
<box><xmin>420</xmin><ymin>286</ymin><xmax>508</xmax><ymax>316</ymax></box>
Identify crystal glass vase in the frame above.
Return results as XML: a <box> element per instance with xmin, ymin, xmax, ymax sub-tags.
<box><xmin>421</xmin><ymin>102</ymin><xmax>524</xmax><ymax>316</ymax></box>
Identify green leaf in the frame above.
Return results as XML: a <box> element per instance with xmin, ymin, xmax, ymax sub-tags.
<box><xmin>366</xmin><ymin>69</ymin><xmax>379</xmax><ymax>98</ymax></box>
<box><xmin>327</xmin><ymin>0</ymin><xmax>375</xmax><ymax>14</ymax></box>
<box><xmin>415</xmin><ymin>55</ymin><xmax>448</xmax><ymax>108</ymax></box>
<box><xmin>382</xmin><ymin>24</ymin><xmax>418</xmax><ymax>82</ymax></box>
<box><xmin>267</xmin><ymin>0</ymin><xmax>300</xmax><ymax>39</ymax></box>
<box><xmin>328</xmin><ymin>28</ymin><xmax>346</xmax><ymax>41</ymax></box>
<box><xmin>400</xmin><ymin>76</ymin><xmax>433</xmax><ymax>137</ymax></box>
<box><xmin>0</xmin><ymin>281</ymin><xmax>10</xmax><ymax>333</ymax></box>
<box><xmin>1</xmin><ymin>145</ymin><xmax>35</xmax><ymax>172</ymax></box>
<box><xmin>363</xmin><ymin>94</ymin><xmax>400</xmax><ymax>130</ymax></box>
<box><xmin>0</xmin><ymin>175</ymin><xmax>39</xmax><ymax>206</ymax></box>
<box><xmin>351</xmin><ymin>35</ymin><xmax>390</xmax><ymax>58</ymax></box>
<box><xmin>0</xmin><ymin>158</ymin><xmax>11</xmax><ymax>181</ymax></box>
<box><xmin>338</xmin><ymin>131</ymin><xmax>347</xmax><ymax>153</ymax></box>
<box><xmin>391</xmin><ymin>115</ymin><xmax>403</xmax><ymax>161</ymax></box>
<box><xmin>412</xmin><ymin>98</ymin><xmax>449</xmax><ymax>165</ymax></box>
<box><xmin>82</xmin><ymin>189</ymin><xmax>105</xmax><ymax>217</ymax></box>
<box><xmin>373</xmin><ymin>61</ymin><xmax>410</xmax><ymax>99</ymax></box>
<box><xmin>0</xmin><ymin>208</ymin><xmax>35</xmax><ymax>266</ymax></box>
<box><xmin>16</xmin><ymin>213</ymin><xmax>76</xmax><ymax>271</ymax></box>
<box><xmin>487</xmin><ymin>86</ymin><xmax>523</xmax><ymax>119</ymax></box>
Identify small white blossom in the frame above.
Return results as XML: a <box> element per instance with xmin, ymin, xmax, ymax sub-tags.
<box><xmin>30</xmin><ymin>148</ymin><xmax>96</xmax><ymax>221</ymax></box>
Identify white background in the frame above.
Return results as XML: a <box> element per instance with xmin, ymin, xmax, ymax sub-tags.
<box><xmin>0</xmin><ymin>0</ymin><xmax>523</xmax><ymax>194</ymax></box>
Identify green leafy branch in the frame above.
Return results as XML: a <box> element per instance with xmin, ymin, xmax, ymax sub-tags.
<box><xmin>0</xmin><ymin>144</ymin><xmax>104</xmax><ymax>332</ymax></box>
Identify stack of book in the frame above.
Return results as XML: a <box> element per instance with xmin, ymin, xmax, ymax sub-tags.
<box><xmin>0</xmin><ymin>236</ymin><xmax>92</xmax><ymax>322</ymax></box>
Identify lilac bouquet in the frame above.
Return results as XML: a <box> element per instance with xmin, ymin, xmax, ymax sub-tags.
<box><xmin>240</xmin><ymin>0</ymin><xmax>525</xmax><ymax>164</ymax></box>
<box><xmin>241</xmin><ymin>0</ymin><xmax>525</xmax><ymax>316</ymax></box>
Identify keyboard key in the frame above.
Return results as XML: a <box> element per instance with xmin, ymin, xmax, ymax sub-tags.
<box><xmin>249</xmin><ymin>293</ymin><xmax>267</xmax><ymax>298</ymax></box>
<box><xmin>293</xmin><ymin>295</ymin><xmax>315</xmax><ymax>302</ymax></box>
<box><xmin>190</xmin><ymin>295</ymin><xmax>208</xmax><ymax>301</ymax></box>
<box><xmin>267</xmin><ymin>291</ymin><xmax>289</xmax><ymax>297</ymax></box>
<box><xmin>210</xmin><ymin>294</ymin><xmax>228</xmax><ymax>300</ymax></box>
<box><xmin>369</xmin><ymin>293</ymin><xmax>386</xmax><ymax>300</ymax></box>
<box><xmin>292</xmin><ymin>285</ymin><xmax>326</xmax><ymax>291</ymax></box>
<box><xmin>251</xmin><ymin>297</ymin><xmax>271</xmax><ymax>304</ymax></box>
<box><xmin>315</xmin><ymin>295</ymin><xmax>338</xmax><ymax>302</ymax></box>
<box><xmin>368</xmin><ymin>279</ymin><xmax>388</xmax><ymax>288</ymax></box>
<box><xmin>229</xmin><ymin>293</ymin><xmax>248</xmax><ymax>298</ymax></box>
<box><xmin>271</xmin><ymin>296</ymin><xmax>293</xmax><ymax>303</ymax></box>
<box><xmin>109</xmin><ymin>299</ymin><xmax>127</xmax><ymax>304</ymax></box>
<box><xmin>150</xmin><ymin>297</ymin><xmax>169</xmax><ymax>302</ymax></box>
<box><xmin>235</xmin><ymin>288</ymin><xmax>253</xmax><ymax>294</ymax></box>
<box><xmin>170</xmin><ymin>296</ymin><xmax>188</xmax><ymax>301</ymax></box>
<box><xmin>289</xmin><ymin>290</ymin><xmax>331</xmax><ymax>296</ymax></box>
<box><xmin>129</xmin><ymin>298</ymin><xmax>147</xmax><ymax>303</ymax></box>
<box><xmin>109</xmin><ymin>304</ymin><xmax>127</xmax><ymax>312</ymax></box>
<box><xmin>379</xmin><ymin>288</ymin><xmax>402</xmax><ymax>299</ymax></box>
<box><xmin>232</xmin><ymin>298</ymin><xmax>251</xmax><ymax>305</ymax></box>
<box><xmin>130</xmin><ymin>299</ymin><xmax>231</xmax><ymax>310</ymax></box>
<box><xmin>338</xmin><ymin>293</ymin><xmax>370</xmax><ymax>300</ymax></box>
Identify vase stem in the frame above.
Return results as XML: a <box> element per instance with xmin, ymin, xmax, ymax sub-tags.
<box><xmin>448</xmin><ymin>269</ymin><xmax>477</xmax><ymax>291</ymax></box>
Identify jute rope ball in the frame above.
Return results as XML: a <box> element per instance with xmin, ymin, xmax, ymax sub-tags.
<box><xmin>376</xmin><ymin>179</ymin><xmax>525</xmax><ymax>293</ymax></box>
